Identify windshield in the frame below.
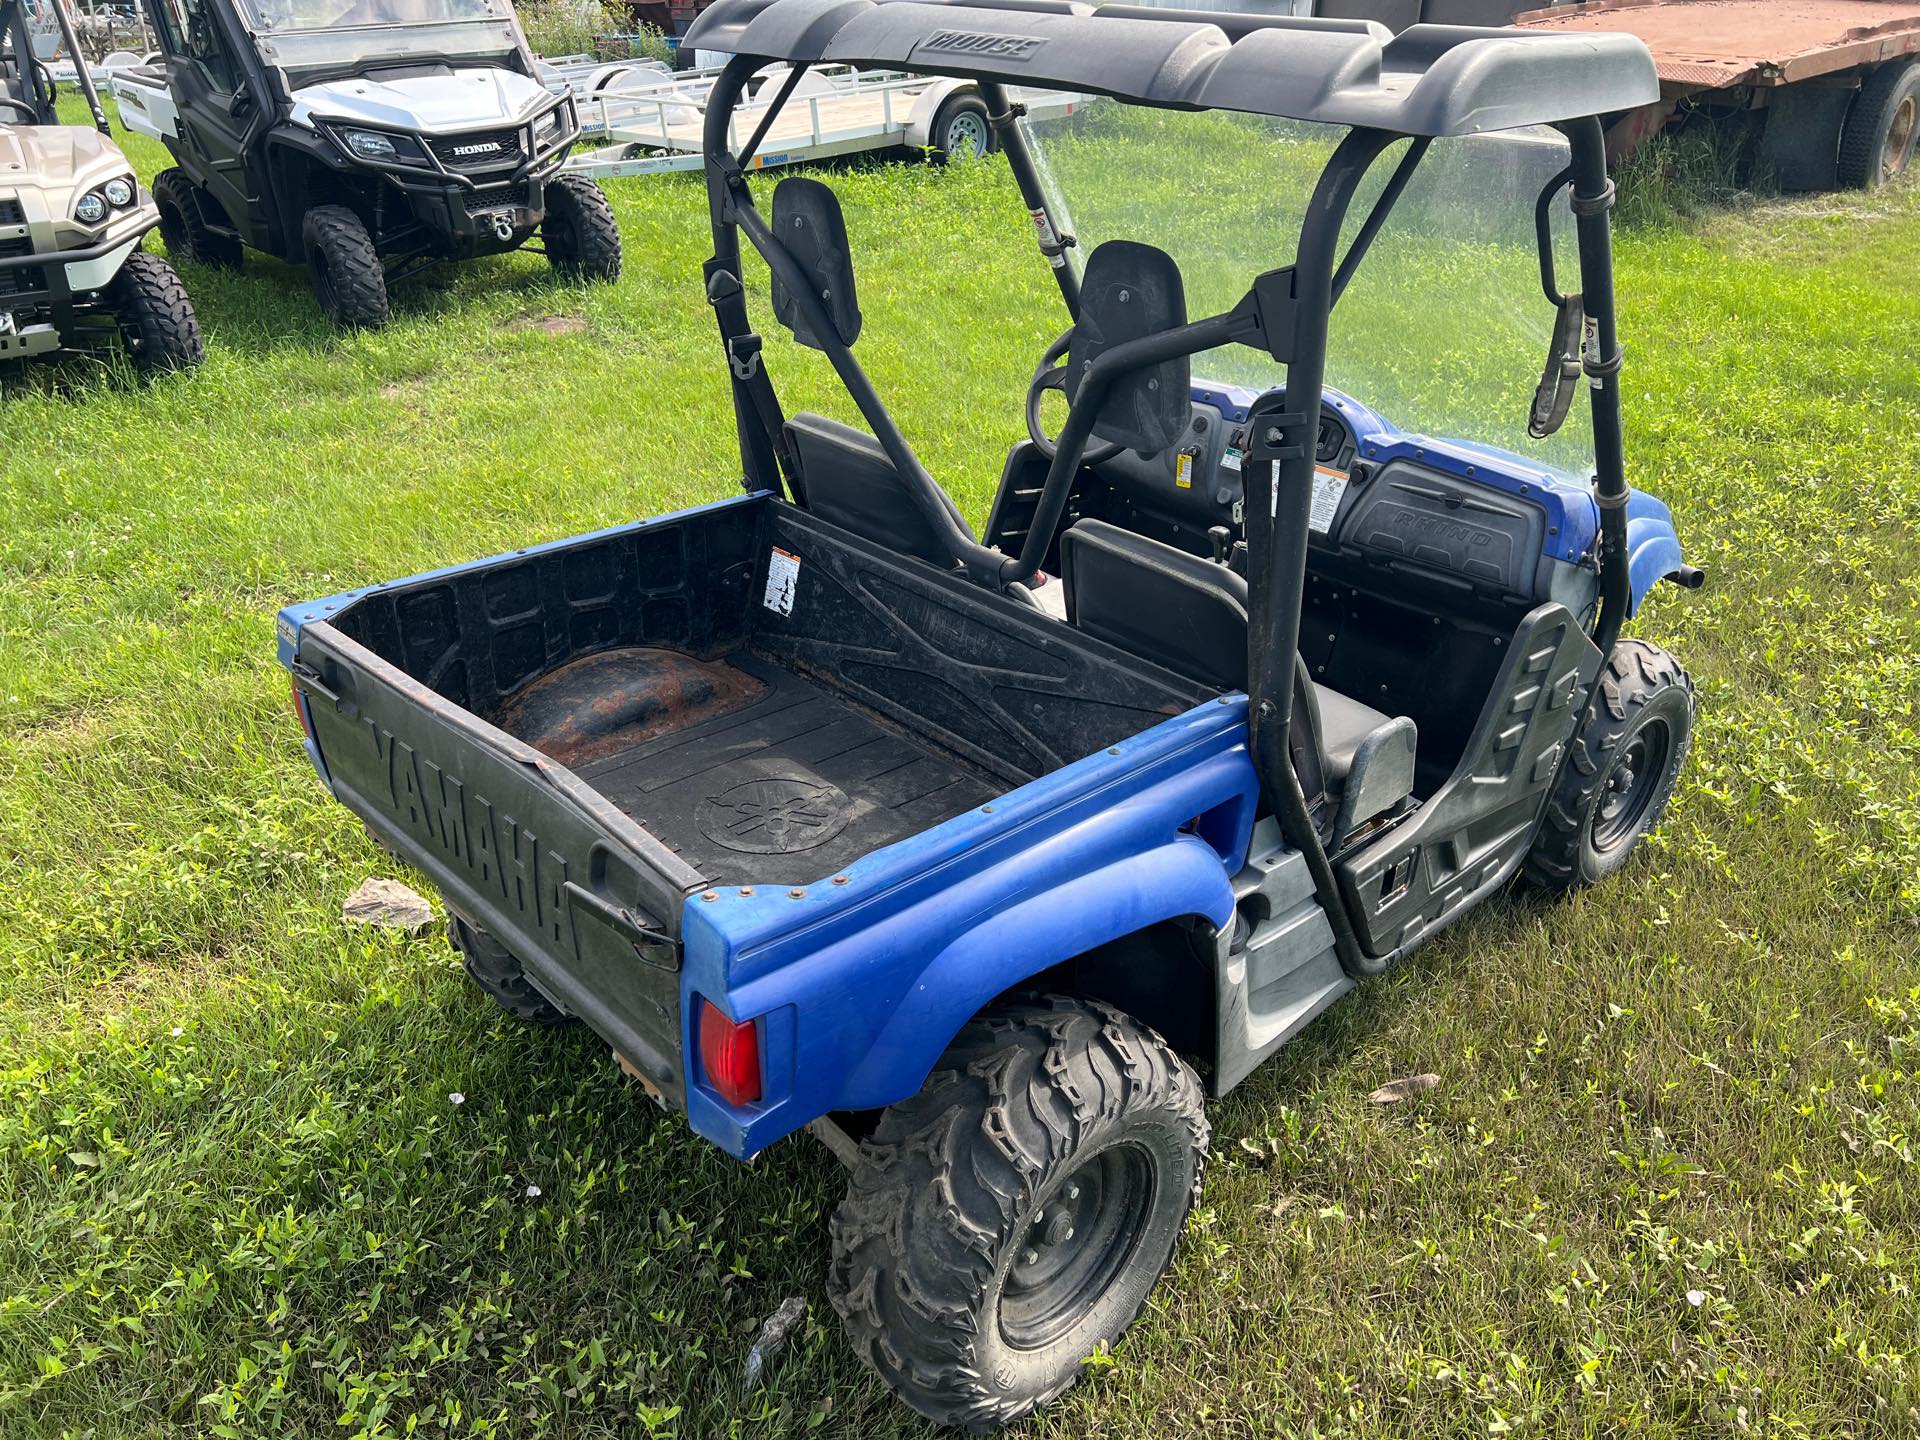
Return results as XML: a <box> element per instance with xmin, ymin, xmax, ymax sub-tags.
<box><xmin>244</xmin><ymin>0</ymin><xmax>500</xmax><ymax>30</ymax></box>
<box><xmin>242</xmin><ymin>0</ymin><xmax>522</xmax><ymax>77</ymax></box>
<box><xmin>1021</xmin><ymin>103</ymin><xmax>1596</xmax><ymax>474</ymax></box>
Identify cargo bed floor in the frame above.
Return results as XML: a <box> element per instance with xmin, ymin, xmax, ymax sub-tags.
<box><xmin>506</xmin><ymin>648</ymin><xmax>1001</xmax><ymax>887</ymax></box>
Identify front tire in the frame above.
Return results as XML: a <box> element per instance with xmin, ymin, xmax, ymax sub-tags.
<box><xmin>828</xmin><ymin>995</ymin><xmax>1207</xmax><ymax>1430</ymax></box>
<box><xmin>1838</xmin><ymin>60</ymin><xmax>1920</xmax><ymax>189</ymax></box>
<box><xmin>152</xmin><ymin>169</ymin><xmax>243</xmax><ymax>270</ymax></box>
<box><xmin>541</xmin><ymin>175</ymin><xmax>622</xmax><ymax>283</ymax></box>
<box><xmin>1525</xmin><ymin>639</ymin><xmax>1694</xmax><ymax>893</ymax></box>
<box><xmin>303</xmin><ymin>205</ymin><xmax>390</xmax><ymax>329</ymax></box>
<box><xmin>104</xmin><ymin>250</ymin><xmax>203</xmax><ymax>377</ymax></box>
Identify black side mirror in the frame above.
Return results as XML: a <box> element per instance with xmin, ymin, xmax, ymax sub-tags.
<box><xmin>770</xmin><ymin>176</ymin><xmax>861</xmax><ymax>351</ymax></box>
<box><xmin>1068</xmin><ymin>240</ymin><xmax>1190</xmax><ymax>455</ymax></box>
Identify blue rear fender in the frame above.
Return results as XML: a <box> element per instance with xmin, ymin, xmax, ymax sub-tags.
<box><xmin>679</xmin><ymin>700</ymin><xmax>1261</xmax><ymax>1158</ymax></box>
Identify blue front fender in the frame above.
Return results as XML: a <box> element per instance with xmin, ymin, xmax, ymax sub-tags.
<box><xmin>1625</xmin><ymin>489</ymin><xmax>1686</xmax><ymax>617</ymax></box>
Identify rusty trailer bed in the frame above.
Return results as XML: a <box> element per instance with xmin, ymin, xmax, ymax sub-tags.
<box><xmin>1514</xmin><ymin>0</ymin><xmax>1920</xmax><ymax>93</ymax></box>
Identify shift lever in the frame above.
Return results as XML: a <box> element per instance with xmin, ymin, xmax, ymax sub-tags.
<box><xmin>1207</xmin><ymin>525</ymin><xmax>1234</xmax><ymax>565</ymax></box>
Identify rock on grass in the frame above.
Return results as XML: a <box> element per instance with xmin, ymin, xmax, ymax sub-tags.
<box><xmin>342</xmin><ymin>877</ymin><xmax>436</xmax><ymax>935</ymax></box>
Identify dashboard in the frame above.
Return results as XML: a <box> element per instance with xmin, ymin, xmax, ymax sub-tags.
<box><xmin>1063</xmin><ymin>381</ymin><xmax>1601</xmax><ymax>613</ymax></box>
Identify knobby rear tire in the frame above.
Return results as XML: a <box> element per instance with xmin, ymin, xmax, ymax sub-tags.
<box><xmin>152</xmin><ymin>169</ymin><xmax>243</xmax><ymax>270</ymax></box>
<box><xmin>446</xmin><ymin>912</ymin><xmax>574</xmax><ymax>1026</ymax></box>
<box><xmin>827</xmin><ymin>994</ymin><xmax>1207</xmax><ymax>1431</ymax></box>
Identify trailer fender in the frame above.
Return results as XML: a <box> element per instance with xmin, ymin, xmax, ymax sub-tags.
<box><xmin>837</xmin><ymin>834</ymin><xmax>1236</xmax><ymax>1109</ymax></box>
<box><xmin>905</xmin><ymin>78</ymin><xmax>974</xmax><ymax>149</ymax></box>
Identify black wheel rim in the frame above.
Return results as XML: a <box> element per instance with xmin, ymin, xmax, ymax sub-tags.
<box><xmin>999</xmin><ymin>1143</ymin><xmax>1155</xmax><ymax>1350</ymax></box>
<box><xmin>1591</xmin><ymin>717</ymin><xmax>1671</xmax><ymax>854</ymax></box>
<box><xmin>945</xmin><ymin>110</ymin><xmax>988</xmax><ymax>158</ymax></box>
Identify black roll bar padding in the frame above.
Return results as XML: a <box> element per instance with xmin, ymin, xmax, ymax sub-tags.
<box><xmin>1000</xmin><ymin>306</ymin><xmax>1260</xmax><ymax>586</ymax></box>
<box><xmin>1533</xmin><ymin>162</ymin><xmax>1574</xmax><ymax>305</ymax></box>
<box><xmin>1561</xmin><ymin>115</ymin><xmax>1633</xmax><ymax>661</ymax></box>
<box><xmin>1329</xmin><ymin>136</ymin><xmax>1429</xmax><ymax>307</ymax></box>
<box><xmin>704</xmin><ymin>57</ymin><xmax>790</xmax><ymax>496</ymax></box>
<box><xmin>980</xmin><ymin>80</ymin><xmax>1080</xmax><ymax>319</ymax></box>
<box><xmin>1246</xmin><ymin>125</ymin><xmax>1401</xmax><ymax>979</ymax></box>
<box><xmin>703</xmin><ymin>55</ymin><xmax>1004</xmax><ymax>582</ymax></box>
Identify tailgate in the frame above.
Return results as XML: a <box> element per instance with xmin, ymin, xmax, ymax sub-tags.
<box><xmin>293</xmin><ymin>620</ymin><xmax>701</xmax><ymax>1103</ymax></box>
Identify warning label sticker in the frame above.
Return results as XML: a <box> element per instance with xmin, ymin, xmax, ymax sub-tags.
<box><xmin>1309</xmin><ymin>466</ymin><xmax>1349</xmax><ymax>534</ymax></box>
<box><xmin>763</xmin><ymin>547</ymin><xmax>800</xmax><ymax>615</ymax></box>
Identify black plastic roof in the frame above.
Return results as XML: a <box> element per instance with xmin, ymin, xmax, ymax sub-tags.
<box><xmin>684</xmin><ymin>0</ymin><xmax>1658</xmax><ymax>136</ymax></box>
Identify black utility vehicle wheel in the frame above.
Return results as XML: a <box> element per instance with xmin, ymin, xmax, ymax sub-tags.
<box><xmin>930</xmin><ymin>90</ymin><xmax>995</xmax><ymax>161</ymax></box>
<box><xmin>105</xmin><ymin>250</ymin><xmax>203</xmax><ymax>376</ymax></box>
<box><xmin>303</xmin><ymin>205</ymin><xmax>390</xmax><ymax>329</ymax></box>
<box><xmin>1526</xmin><ymin>638</ymin><xmax>1694</xmax><ymax>893</ymax></box>
<box><xmin>1838</xmin><ymin>61</ymin><xmax>1920</xmax><ymax>189</ymax></box>
<box><xmin>542</xmin><ymin>175</ymin><xmax>622</xmax><ymax>282</ymax></box>
<box><xmin>152</xmin><ymin>169</ymin><xmax>242</xmax><ymax>269</ymax></box>
<box><xmin>447</xmin><ymin>912</ymin><xmax>573</xmax><ymax>1026</ymax></box>
<box><xmin>828</xmin><ymin>995</ymin><xmax>1207</xmax><ymax>1430</ymax></box>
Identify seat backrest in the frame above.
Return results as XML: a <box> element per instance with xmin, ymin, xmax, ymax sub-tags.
<box><xmin>1059</xmin><ymin>519</ymin><xmax>1334</xmax><ymax>812</ymax></box>
<box><xmin>1059</xmin><ymin>519</ymin><xmax>1248</xmax><ymax>689</ymax></box>
<box><xmin>785</xmin><ymin>413</ymin><xmax>971</xmax><ymax>570</ymax></box>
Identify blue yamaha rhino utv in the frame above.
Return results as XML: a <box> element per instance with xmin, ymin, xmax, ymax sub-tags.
<box><xmin>279</xmin><ymin>0</ymin><xmax>1701</xmax><ymax>1426</ymax></box>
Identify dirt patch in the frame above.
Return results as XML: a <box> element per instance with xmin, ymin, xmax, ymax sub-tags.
<box><xmin>504</xmin><ymin>314</ymin><xmax>589</xmax><ymax>336</ymax></box>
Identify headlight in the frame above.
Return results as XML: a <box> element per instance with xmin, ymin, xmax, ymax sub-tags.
<box><xmin>104</xmin><ymin>175</ymin><xmax>137</xmax><ymax>208</ymax></box>
<box><xmin>342</xmin><ymin>129</ymin><xmax>399</xmax><ymax>161</ymax></box>
<box><xmin>75</xmin><ymin>190</ymin><xmax>107</xmax><ymax>224</ymax></box>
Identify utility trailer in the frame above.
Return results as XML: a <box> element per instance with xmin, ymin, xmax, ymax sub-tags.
<box><xmin>1322</xmin><ymin>0</ymin><xmax>1920</xmax><ymax>187</ymax></box>
<box><xmin>1511</xmin><ymin>0</ymin><xmax>1920</xmax><ymax>187</ymax></box>
<box><xmin>541</xmin><ymin>56</ymin><xmax>1088</xmax><ymax>176</ymax></box>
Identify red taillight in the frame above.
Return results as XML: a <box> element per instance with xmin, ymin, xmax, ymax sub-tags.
<box><xmin>699</xmin><ymin>1000</ymin><xmax>761</xmax><ymax>1106</ymax></box>
<box><xmin>291</xmin><ymin>677</ymin><xmax>316</xmax><ymax>744</ymax></box>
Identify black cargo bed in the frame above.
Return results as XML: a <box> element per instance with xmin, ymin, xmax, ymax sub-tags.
<box><xmin>519</xmin><ymin>648</ymin><xmax>998</xmax><ymax>886</ymax></box>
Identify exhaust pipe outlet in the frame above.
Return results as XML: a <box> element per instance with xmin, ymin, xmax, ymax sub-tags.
<box><xmin>1666</xmin><ymin>565</ymin><xmax>1706</xmax><ymax>591</ymax></box>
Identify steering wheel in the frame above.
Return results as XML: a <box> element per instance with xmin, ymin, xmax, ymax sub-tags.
<box><xmin>1024</xmin><ymin>327</ymin><xmax>1126</xmax><ymax>467</ymax></box>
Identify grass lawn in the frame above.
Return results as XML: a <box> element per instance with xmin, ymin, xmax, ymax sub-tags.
<box><xmin>2</xmin><ymin>97</ymin><xmax>1918</xmax><ymax>1439</ymax></box>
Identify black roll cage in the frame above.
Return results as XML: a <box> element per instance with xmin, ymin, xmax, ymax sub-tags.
<box><xmin>1</xmin><ymin>0</ymin><xmax>110</xmax><ymax>133</ymax></box>
<box><xmin>699</xmin><ymin>57</ymin><xmax>1635</xmax><ymax>976</ymax></box>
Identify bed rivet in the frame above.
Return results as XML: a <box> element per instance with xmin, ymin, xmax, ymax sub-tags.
<box><xmin>739</xmin><ymin>886</ymin><xmax>755</xmax><ymax>896</ymax></box>
<box><xmin>700</xmin><ymin>890</ymin><xmax>719</xmax><ymax>902</ymax></box>
<box><xmin>789</xmin><ymin>888</ymin><xmax>806</xmax><ymax>899</ymax></box>
<box><xmin>832</xmin><ymin>875</ymin><xmax>850</xmax><ymax>886</ymax></box>
<box><xmin>1107</xmin><ymin>747</ymin><xmax>1121</xmax><ymax>756</ymax></box>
